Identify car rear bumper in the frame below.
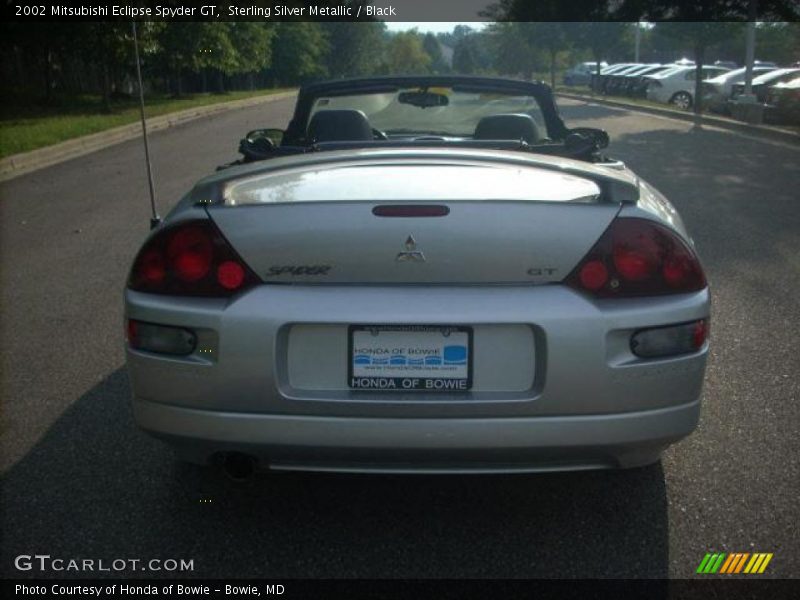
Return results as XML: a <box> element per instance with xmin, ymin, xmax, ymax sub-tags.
<box><xmin>133</xmin><ymin>396</ymin><xmax>701</xmax><ymax>473</ymax></box>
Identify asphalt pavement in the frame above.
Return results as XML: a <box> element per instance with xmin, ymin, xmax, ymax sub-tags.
<box><xmin>1</xmin><ymin>97</ymin><xmax>798</xmax><ymax>579</ymax></box>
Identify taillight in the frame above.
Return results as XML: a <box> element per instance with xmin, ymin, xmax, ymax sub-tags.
<box><xmin>128</xmin><ymin>220</ymin><xmax>260</xmax><ymax>296</ymax></box>
<box><xmin>565</xmin><ymin>218</ymin><xmax>706</xmax><ymax>298</ymax></box>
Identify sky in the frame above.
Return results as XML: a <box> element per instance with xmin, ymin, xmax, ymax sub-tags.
<box><xmin>385</xmin><ymin>22</ymin><xmax>489</xmax><ymax>34</ymax></box>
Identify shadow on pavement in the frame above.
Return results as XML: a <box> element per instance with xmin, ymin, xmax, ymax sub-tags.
<box><xmin>1</xmin><ymin>367</ymin><xmax>669</xmax><ymax>579</ymax></box>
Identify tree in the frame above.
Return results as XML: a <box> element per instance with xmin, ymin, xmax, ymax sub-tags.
<box><xmin>485</xmin><ymin>22</ymin><xmax>540</xmax><ymax>80</ymax></box>
<box><xmin>422</xmin><ymin>33</ymin><xmax>449</xmax><ymax>74</ymax></box>
<box><xmin>323</xmin><ymin>21</ymin><xmax>386</xmax><ymax>78</ymax></box>
<box><xmin>76</xmin><ymin>23</ymin><xmax>137</xmax><ymax>111</ymax></box>
<box><xmin>518</xmin><ymin>23</ymin><xmax>570</xmax><ymax>89</ymax></box>
<box><xmin>157</xmin><ymin>22</ymin><xmax>205</xmax><ymax>96</ymax></box>
<box><xmin>0</xmin><ymin>22</ymin><xmax>72</xmax><ymax>102</ymax></box>
<box><xmin>227</xmin><ymin>23</ymin><xmax>273</xmax><ymax>90</ymax></box>
<box><xmin>270</xmin><ymin>22</ymin><xmax>329</xmax><ymax>85</ymax></box>
<box><xmin>566</xmin><ymin>22</ymin><xmax>633</xmax><ymax>90</ymax></box>
<box><xmin>385</xmin><ymin>31</ymin><xmax>431</xmax><ymax>75</ymax></box>
<box><xmin>452</xmin><ymin>30</ymin><xmax>492</xmax><ymax>75</ymax></box>
<box><xmin>755</xmin><ymin>22</ymin><xmax>800</xmax><ymax>65</ymax></box>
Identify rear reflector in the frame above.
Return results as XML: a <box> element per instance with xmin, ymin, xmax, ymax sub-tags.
<box><xmin>630</xmin><ymin>319</ymin><xmax>708</xmax><ymax>358</ymax></box>
<box><xmin>372</xmin><ymin>205</ymin><xmax>450</xmax><ymax>217</ymax></box>
<box><xmin>127</xmin><ymin>320</ymin><xmax>197</xmax><ymax>356</ymax></box>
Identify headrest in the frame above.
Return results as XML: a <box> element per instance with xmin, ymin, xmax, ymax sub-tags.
<box><xmin>474</xmin><ymin>113</ymin><xmax>540</xmax><ymax>144</ymax></box>
<box><xmin>307</xmin><ymin>109</ymin><xmax>374</xmax><ymax>143</ymax></box>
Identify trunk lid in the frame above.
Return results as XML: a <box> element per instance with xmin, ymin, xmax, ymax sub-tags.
<box><xmin>205</xmin><ymin>157</ymin><xmax>625</xmax><ymax>285</ymax></box>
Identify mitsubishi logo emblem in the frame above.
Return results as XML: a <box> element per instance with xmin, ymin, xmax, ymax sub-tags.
<box><xmin>396</xmin><ymin>235</ymin><xmax>426</xmax><ymax>262</ymax></box>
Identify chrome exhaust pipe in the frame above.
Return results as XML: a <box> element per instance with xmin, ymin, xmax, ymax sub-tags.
<box><xmin>222</xmin><ymin>452</ymin><xmax>257</xmax><ymax>482</ymax></box>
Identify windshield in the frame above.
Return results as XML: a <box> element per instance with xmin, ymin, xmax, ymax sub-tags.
<box><xmin>308</xmin><ymin>87</ymin><xmax>546</xmax><ymax>137</ymax></box>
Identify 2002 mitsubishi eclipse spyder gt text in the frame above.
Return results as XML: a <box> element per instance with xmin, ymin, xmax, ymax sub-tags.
<box><xmin>124</xmin><ymin>76</ymin><xmax>710</xmax><ymax>478</ymax></box>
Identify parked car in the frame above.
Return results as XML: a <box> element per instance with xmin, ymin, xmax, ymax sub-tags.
<box><xmin>646</xmin><ymin>65</ymin><xmax>731</xmax><ymax>109</ymax></box>
<box><xmin>730</xmin><ymin>68</ymin><xmax>800</xmax><ymax>103</ymax></box>
<box><xmin>592</xmin><ymin>63</ymin><xmax>638</xmax><ymax>92</ymax></box>
<box><xmin>125</xmin><ymin>76</ymin><xmax>710</xmax><ymax>478</ymax></box>
<box><xmin>564</xmin><ymin>61</ymin><xmax>608</xmax><ymax>86</ymax></box>
<box><xmin>619</xmin><ymin>64</ymin><xmax>677</xmax><ymax>97</ymax></box>
<box><xmin>605</xmin><ymin>64</ymin><xmax>658</xmax><ymax>95</ymax></box>
<box><xmin>764</xmin><ymin>76</ymin><xmax>800</xmax><ymax>124</ymax></box>
<box><xmin>713</xmin><ymin>60</ymin><xmax>738</xmax><ymax>70</ymax></box>
<box><xmin>703</xmin><ymin>66</ymin><xmax>778</xmax><ymax>113</ymax></box>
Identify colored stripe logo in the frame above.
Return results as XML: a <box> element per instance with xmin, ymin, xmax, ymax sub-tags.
<box><xmin>696</xmin><ymin>552</ymin><xmax>773</xmax><ymax>574</ymax></box>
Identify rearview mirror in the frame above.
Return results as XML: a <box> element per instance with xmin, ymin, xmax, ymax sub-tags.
<box><xmin>398</xmin><ymin>91</ymin><xmax>449</xmax><ymax>108</ymax></box>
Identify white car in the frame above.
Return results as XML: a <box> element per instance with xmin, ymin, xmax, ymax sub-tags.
<box><xmin>703</xmin><ymin>66</ymin><xmax>778</xmax><ymax>113</ymax></box>
<box><xmin>645</xmin><ymin>65</ymin><xmax>731</xmax><ymax>109</ymax></box>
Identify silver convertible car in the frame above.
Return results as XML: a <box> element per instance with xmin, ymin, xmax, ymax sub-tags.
<box><xmin>125</xmin><ymin>76</ymin><xmax>709</xmax><ymax>479</ymax></box>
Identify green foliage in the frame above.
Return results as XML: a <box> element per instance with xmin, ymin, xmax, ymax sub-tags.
<box><xmin>323</xmin><ymin>22</ymin><xmax>387</xmax><ymax>78</ymax></box>
<box><xmin>485</xmin><ymin>23</ymin><xmax>541</xmax><ymax>79</ymax></box>
<box><xmin>2</xmin><ymin>19</ymin><xmax>798</xmax><ymax>108</ymax></box>
<box><xmin>422</xmin><ymin>33</ymin><xmax>449</xmax><ymax>74</ymax></box>
<box><xmin>227</xmin><ymin>23</ymin><xmax>273</xmax><ymax>75</ymax></box>
<box><xmin>385</xmin><ymin>31</ymin><xmax>432</xmax><ymax>75</ymax></box>
<box><xmin>270</xmin><ymin>22</ymin><xmax>329</xmax><ymax>84</ymax></box>
<box><xmin>567</xmin><ymin>22</ymin><xmax>633</xmax><ymax>63</ymax></box>
<box><xmin>754</xmin><ymin>22</ymin><xmax>800</xmax><ymax>65</ymax></box>
<box><xmin>452</xmin><ymin>29</ymin><xmax>492</xmax><ymax>75</ymax></box>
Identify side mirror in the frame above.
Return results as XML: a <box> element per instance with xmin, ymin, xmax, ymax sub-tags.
<box><xmin>567</xmin><ymin>127</ymin><xmax>610</xmax><ymax>149</ymax></box>
<box><xmin>238</xmin><ymin>128</ymin><xmax>285</xmax><ymax>161</ymax></box>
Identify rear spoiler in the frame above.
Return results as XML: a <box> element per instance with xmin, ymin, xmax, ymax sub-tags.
<box><xmin>197</xmin><ymin>148</ymin><xmax>640</xmax><ymax>206</ymax></box>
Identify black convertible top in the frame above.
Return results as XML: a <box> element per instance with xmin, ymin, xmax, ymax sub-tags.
<box><xmin>283</xmin><ymin>76</ymin><xmax>571</xmax><ymax>145</ymax></box>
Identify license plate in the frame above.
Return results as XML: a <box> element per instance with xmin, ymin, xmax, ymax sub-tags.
<box><xmin>348</xmin><ymin>325</ymin><xmax>473</xmax><ymax>392</ymax></box>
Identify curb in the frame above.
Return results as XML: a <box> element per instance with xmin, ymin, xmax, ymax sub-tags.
<box><xmin>0</xmin><ymin>90</ymin><xmax>297</xmax><ymax>183</ymax></box>
<box><xmin>556</xmin><ymin>92</ymin><xmax>799</xmax><ymax>145</ymax></box>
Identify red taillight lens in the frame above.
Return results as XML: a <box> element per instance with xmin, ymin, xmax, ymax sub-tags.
<box><xmin>566</xmin><ymin>218</ymin><xmax>707</xmax><ymax>298</ymax></box>
<box><xmin>167</xmin><ymin>226</ymin><xmax>213</xmax><ymax>282</ymax></box>
<box><xmin>579</xmin><ymin>260</ymin><xmax>608</xmax><ymax>290</ymax></box>
<box><xmin>139</xmin><ymin>249</ymin><xmax>166</xmax><ymax>285</ymax></box>
<box><xmin>128</xmin><ymin>220</ymin><xmax>260</xmax><ymax>296</ymax></box>
<box><xmin>217</xmin><ymin>260</ymin><xmax>245</xmax><ymax>290</ymax></box>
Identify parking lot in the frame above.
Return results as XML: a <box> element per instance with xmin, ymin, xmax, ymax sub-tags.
<box><xmin>1</xmin><ymin>96</ymin><xmax>798</xmax><ymax>578</ymax></box>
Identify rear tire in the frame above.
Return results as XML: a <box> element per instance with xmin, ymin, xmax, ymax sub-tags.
<box><xmin>670</xmin><ymin>91</ymin><xmax>693</xmax><ymax>110</ymax></box>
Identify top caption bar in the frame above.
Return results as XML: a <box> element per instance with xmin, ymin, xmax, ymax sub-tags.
<box><xmin>5</xmin><ymin>0</ymin><xmax>799</xmax><ymax>21</ymax></box>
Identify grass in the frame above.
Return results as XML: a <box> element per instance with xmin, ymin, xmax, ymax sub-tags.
<box><xmin>0</xmin><ymin>88</ymin><xmax>292</xmax><ymax>159</ymax></box>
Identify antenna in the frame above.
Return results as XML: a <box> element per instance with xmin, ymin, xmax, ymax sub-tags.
<box><xmin>132</xmin><ymin>20</ymin><xmax>160</xmax><ymax>229</ymax></box>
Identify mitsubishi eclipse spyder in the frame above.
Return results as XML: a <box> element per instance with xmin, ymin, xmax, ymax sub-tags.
<box><xmin>124</xmin><ymin>76</ymin><xmax>710</xmax><ymax>479</ymax></box>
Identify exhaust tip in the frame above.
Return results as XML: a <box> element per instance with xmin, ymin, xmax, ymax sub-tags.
<box><xmin>222</xmin><ymin>452</ymin><xmax>257</xmax><ymax>482</ymax></box>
